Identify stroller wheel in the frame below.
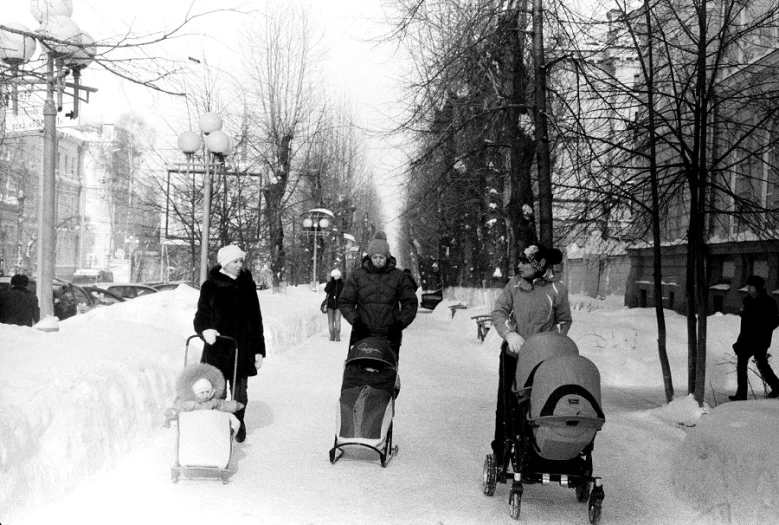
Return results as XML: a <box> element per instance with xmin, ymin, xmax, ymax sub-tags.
<box><xmin>509</xmin><ymin>490</ymin><xmax>522</xmax><ymax>520</ymax></box>
<box><xmin>588</xmin><ymin>499</ymin><xmax>602</xmax><ymax>525</ymax></box>
<box><xmin>483</xmin><ymin>454</ymin><xmax>497</xmax><ymax>496</ymax></box>
<box><xmin>576</xmin><ymin>481</ymin><xmax>591</xmax><ymax>502</ymax></box>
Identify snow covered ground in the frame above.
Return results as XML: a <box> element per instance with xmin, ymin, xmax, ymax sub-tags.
<box><xmin>2</xmin><ymin>285</ymin><xmax>778</xmax><ymax>524</ymax></box>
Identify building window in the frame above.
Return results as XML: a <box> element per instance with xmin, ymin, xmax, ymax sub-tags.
<box><xmin>754</xmin><ymin>259</ymin><xmax>769</xmax><ymax>278</ymax></box>
<box><xmin>722</xmin><ymin>259</ymin><xmax>735</xmax><ymax>279</ymax></box>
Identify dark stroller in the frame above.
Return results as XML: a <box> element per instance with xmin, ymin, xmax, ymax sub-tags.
<box><xmin>483</xmin><ymin>332</ymin><xmax>606</xmax><ymax>523</ymax></box>
<box><xmin>329</xmin><ymin>336</ymin><xmax>399</xmax><ymax>467</ymax></box>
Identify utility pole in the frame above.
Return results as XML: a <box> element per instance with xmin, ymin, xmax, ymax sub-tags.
<box><xmin>533</xmin><ymin>0</ymin><xmax>553</xmax><ymax>247</ymax></box>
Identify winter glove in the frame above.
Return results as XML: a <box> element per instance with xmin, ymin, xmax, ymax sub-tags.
<box><xmin>504</xmin><ymin>332</ymin><xmax>525</xmax><ymax>356</ymax></box>
<box><xmin>387</xmin><ymin>321</ymin><xmax>404</xmax><ymax>340</ymax></box>
<box><xmin>352</xmin><ymin>318</ymin><xmax>368</xmax><ymax>338</ymax></box>
<box><xmin>202</xmin><ymin>329</ymin><xmax>219</xmax><ymax>345</ymax></box>
<box><xmin>255</xmin><ymin>354</ymin><xmax>264</xmax><ymax>371</ymax></box>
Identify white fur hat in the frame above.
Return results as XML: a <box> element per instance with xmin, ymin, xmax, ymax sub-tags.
<box><xmin>217</xmin><ymin>244</ymin><xmax>246</xmax><ymax>267</ymax></box>
<box><xmin>331</xmin><ymin>269</ymin><xmax>342</xmax><ymax>279</ymax></box>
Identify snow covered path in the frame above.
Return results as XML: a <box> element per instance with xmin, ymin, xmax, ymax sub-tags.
<box><xmin>18</xmin><ymin>310</ymin><xmax>707</xmax><ymax>525</ymax></box>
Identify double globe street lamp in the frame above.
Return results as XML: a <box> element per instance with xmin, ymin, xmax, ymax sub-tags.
<box><xmin>177</xmin><ymin>112</ymin><xmax>232</xmax><ymax>284</ymax></box>
<box><xmin>301</xmin><ymin>208</ymin><xmax>334</xmax><ymax>291</ymax></box>
<box><xmin>0</xmin><ymin>0</ymin><xmax>97</xmax><ymax>323</ymax></box>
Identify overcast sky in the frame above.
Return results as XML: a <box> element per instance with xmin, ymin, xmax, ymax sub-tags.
<box><xmin>4</xmin><ymin>0</ymin><xmax>409</xmax><ymax>227</ymax></box>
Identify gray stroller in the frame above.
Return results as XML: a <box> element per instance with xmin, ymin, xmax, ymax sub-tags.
<box><xmin>483</xmin><ymin>332</ymin><xmax>606</xmax><ymax>523</ymax></box>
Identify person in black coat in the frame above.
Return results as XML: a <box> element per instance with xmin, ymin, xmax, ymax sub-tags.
<box><xmin>324</xmin><ymin>269</ymin><xmax>345</xmax><ymax>342</ymax></box>
<box><xmin>730</xmin><ymin>275</ymin><xmax>779</xmax><ymax>400</ymax></box>
<box><xmin>193</xmin><ymin>244</ymin><xmax>266</xmax><ymax>442</ymax></box>
<box><xmin>0</xmin><ymin>274</ymin><xmax>40</xmax><ymax>326</ymax></box>
<box><xmin>403</xmin><ymin>268</ymin><xmax>419</xmax><ymax>292</ymax></box>
<box><xmin>339</xmin><ymin>231</ymin><xmax>418</xmax><ymax>354</ymax></box>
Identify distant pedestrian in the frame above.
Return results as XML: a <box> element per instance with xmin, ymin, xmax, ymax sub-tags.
<box><xmin>0</xmin><ymin>274</ymin><xmax>40</xmax><ymax>326</ymax></box>
<box><xmin>729</xmin><ymin>275</ymin><xmax>779</xmax><ymax>401</ymax></box>
<box><xmin>194</xmin><ymin>244</ymin><xmax>266</xmax><ymax>443</ymax></box>
<box><xmin>403</xmin><ymin>268</ymin><xmax>419</xmax><ymax>292</ymax></box>
<box><xmin>324</xmin><ymin>269</ymin><xmax>345</xmax><ymax>341</ymax></box>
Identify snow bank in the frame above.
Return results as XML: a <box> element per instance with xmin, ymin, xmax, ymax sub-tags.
<box><xmin>673</xmin><ymin>400</ymin><xmax>779</xmax><ymax>523</ymax></box>
<box><xmin>0</xmin><ymin>285</ymin><xmax>326</xmax><ymax>523</ymax></box>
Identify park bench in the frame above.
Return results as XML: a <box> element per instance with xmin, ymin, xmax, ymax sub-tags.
<box><xmin>471</xmin><ymin>315</ymin><xmax>493</xmax><ymax>342</ymax></box>
<box><xmin>448</xmin><ymin>303</ymin><xmax>468</xmax><ymax>319</ymax></box>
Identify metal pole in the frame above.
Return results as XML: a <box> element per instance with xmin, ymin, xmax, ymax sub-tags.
<box><xmin>312</xmin><ymin>230</ymin><xmax>318</xmax><ymax>291</ymax></box>
<box><xmin>200</xmin><ymin>155</ymin><xmax>212</xmax><ymax>285</ymax></box>
<box><xmin>37</xmin><ymin>55</ymin><xmax>56</xmax><ymax>322</ymax></box>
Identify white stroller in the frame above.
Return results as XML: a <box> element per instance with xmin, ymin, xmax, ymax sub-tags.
<box><xmin>170</xmin><ymin>334</ymin><xmax>239</xmax><ymax>484</ymax></box>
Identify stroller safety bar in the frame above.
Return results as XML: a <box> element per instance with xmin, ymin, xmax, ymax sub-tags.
<box><xmin>185</xmin><ymin>334</ymin><xmax>240</xmax><ymax>396</ymax></box>
<box><xmin>529</xmin><ymin>415</ymin><xmax>606</xmax><ymax>429</ymax></box>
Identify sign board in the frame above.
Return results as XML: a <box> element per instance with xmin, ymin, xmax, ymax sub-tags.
<box><xmin>5</xmin><ymin>107</ymin><xmax>80</xmax><ymax>132</ymax></box>
<box><xmin>2</xmin><ymin>84</ymin><xmax>79</xmax><ymax>132</ymax></box>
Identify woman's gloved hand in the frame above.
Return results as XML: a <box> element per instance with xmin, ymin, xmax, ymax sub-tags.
<box><xmin>202</xmin><ymin>329</ymin><xmax>219</xmax><ymax>345</ymax></box>
<box><xmin>388</xmin><ymin>321</ymin><xmax>404</xmax><ymax>340</ymax></box>
<box><xmin>504</xmin><ymin>332</ymin><xmax>525</xmax><ymax>356</ymax></box>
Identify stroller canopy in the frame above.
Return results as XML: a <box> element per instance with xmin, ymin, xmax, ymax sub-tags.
<box><xmin>516</xmin><ymin>332</ymin><xmax>579</xmax><ymax>391</ymax></box>
<box><xmin>346</xmin><ymin>337</ymin><xmax>398</xmax><ymax>370</ymax></box>
<box><xmin>529</xmin><ymin>354</ymin><xmax>604</xmax><ymax>421</ymax></box>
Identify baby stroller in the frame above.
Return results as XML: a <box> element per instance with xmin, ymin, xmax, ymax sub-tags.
<box><xmin>329</xmin><ymin>336</ymin><xmax>399</xmax><ymax>467</ymax></box>
<box><xmin>170</xmin><ymin>334</ymin><xmax>239</xmax><ymax>484</ymax></box>
<box><xmin>482</xmin><ymin>332</ymin><xmax>606</xmax><ymax>523</ymax></box>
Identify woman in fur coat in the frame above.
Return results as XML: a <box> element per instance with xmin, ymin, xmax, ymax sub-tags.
<box><xmin>193</xmin><ymin>244</ymin><xmax>265</xmax><ymax>443</ymax></box>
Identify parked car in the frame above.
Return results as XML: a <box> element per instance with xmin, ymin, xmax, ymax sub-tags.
<box><xmin>420</xmin><ymin>288</ymin><xmax>444</xmax><ymax>310</ymax></box>
<box><xmin>82</xmin><ymin>286</ymin><xmax>126</xmax><ymax>306</ymax></box>
<box><xmin>72</xmin><ymin>268</ymin><xmax>114</xmax><ymax>285</ymax></box>
<box><xmin>148</xmin><ymin>281</ymin><xmax>189</xmax><ymax>292</ymax></box>
<box><xmin>0</xmin><ymin>276</ymin><xmax>99</xmax><ymax>320</ymax></box>
<box><xmin>91</xmin><ymin>282</ymin><xmax>158</xmax><ymax>300</ymax></box>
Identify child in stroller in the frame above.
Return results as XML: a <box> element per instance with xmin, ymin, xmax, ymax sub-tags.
<box><xmin>167</xmin><ymin>360</ymin><xmax>244</xmax><ymax>484</ymax></box>
<box><xmin>483</xmin><ymin>332</ymin><xmax>606</xmax><ymax>523</ymax></box>
<box><xmin>164</xmin><ymin>363</ymin><xmax>244</xmax><ymax>433</ymax></box>
<box><xmin>329</xmin><ymin>336</ymin><xmax>399</xmax><ymax>467</ymax></box>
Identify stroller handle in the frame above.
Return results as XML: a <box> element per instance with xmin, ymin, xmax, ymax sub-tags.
<box><xmin>185</xmin><ymin>334</ymin><xmax>240</xmax><ymax>396</ymax></box>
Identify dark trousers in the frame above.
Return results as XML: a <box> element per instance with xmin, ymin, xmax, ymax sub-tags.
<box><xmin>736</xmin><ymin>348</ymin><xmax>779</xmax><ymax>397</ymax></box>
<box><xmin>327</xmin><ymin>308</ymin><xmax>342</xmax><ymax>339</ymax></box>
<box><xmin>220</xmin><ymin>375</ymin><xmax>248</xmax><ymax>424</ymax></box>
<box><xmin>491</xmin><ymin>346</ymin><xmax>518</xmax><ymax>459</ymax></box>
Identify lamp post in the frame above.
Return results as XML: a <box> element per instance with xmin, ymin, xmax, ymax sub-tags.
<box><xmin>177</xmin><ymin>112</ymin><xmax>232</xmax><ymax>285</ymax></box>
<box><xmin>0</xmin><ymin>1</ymin><xmax>97</xmax><ymax>324</ymax></box>
<box><xmin>301</xmin><ymin>208</ymin><xmax>334</xmax><ymax>291</ymax></box>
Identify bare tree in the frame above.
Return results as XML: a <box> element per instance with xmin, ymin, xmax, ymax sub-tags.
<box><xmin>239</xmin><ymin>3</ymin><xmax>320</xmax><ymax>291</ymax></box>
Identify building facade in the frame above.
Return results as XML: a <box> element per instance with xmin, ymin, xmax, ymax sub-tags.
<box><xmin>624</xmin><ymin>2</ymin><xmax>779</xmax><ymax>315</ymax></box>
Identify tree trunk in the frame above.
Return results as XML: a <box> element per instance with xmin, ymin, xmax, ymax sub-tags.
<box><xmin>533</xmin><ymin>0</ymin><xmax>553</xmax><ymax>247</ymax></box>
<box><xmin>643</xmin><ymin>1</ymin><xmax>674</xmax><ymax>404</ymax></box>
<box><xmin>507</xmin><ymin>2</ymin><xmax>536</xmax><ymax>267</ymax></box>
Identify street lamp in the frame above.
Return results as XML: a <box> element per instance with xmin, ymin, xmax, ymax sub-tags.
<box><xmin>176</xmin><ymin>112</ymin><xmax>232</xmax><ymax>284</ymax></box>
<box><xmin>301</xmin><ymin>208</ymin><xmax>334</xmax><ymax>291</ymax></box>
<box><xmin>0</xmin><ymin>1</ymin><xmax>97</xmax><ymax>326</ymax></box>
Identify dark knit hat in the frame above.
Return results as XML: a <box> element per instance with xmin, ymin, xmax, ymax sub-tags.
<box><xmin>518</xmin><ymin>244</ymin><xmax>563</xmax><ymax>272</ymax></box>
<box><xmin>367</xmin><ymin>231</ymin><xmax>391</xmax><ymax>257</ymax></box>
<box><xmin>745</xmin><ymin>275</ymin><xmax>765</xmax><ymax>289</ymax></box>
<box><xmin>11</xmin><ymin>274</ymin><xmax>29</xmax><ymax>288</ymax></box>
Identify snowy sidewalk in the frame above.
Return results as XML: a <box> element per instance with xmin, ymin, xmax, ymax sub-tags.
<box><xmin>16</xmin><ymin>306</ymin><xmax>708</xmax><ymax>525</ymax></box>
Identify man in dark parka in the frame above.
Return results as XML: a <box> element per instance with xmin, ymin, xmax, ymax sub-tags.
<box><xmin>194</xmin><ymin>244</ymin><xmax>266</xmax><ymax>442</ymax></box>
<box><xmin>730</xmin><ymin>275</ymin><xmax>779</xmax><ymax>400</ymax></box>
<box><xmin>339</xmin><ymin>231</ymin><xmax>418</xmax><ymax>354</ymax></box>
<box><xmin>0</xmin><ymin>274</ymin><xmax>40</xmax><ymax>326</ymax></box>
